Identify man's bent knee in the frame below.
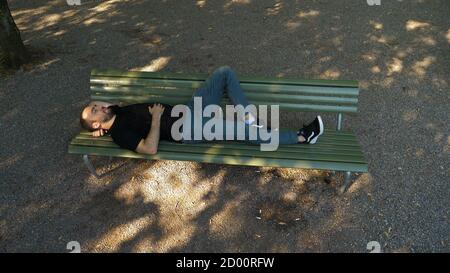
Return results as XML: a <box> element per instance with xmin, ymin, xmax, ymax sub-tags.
<box><xmin>216</xmin><ymin>65</ymin><xmax>232</xmax><ymax>74</ymax></box>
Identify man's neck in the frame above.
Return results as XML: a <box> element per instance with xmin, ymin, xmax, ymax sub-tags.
<box><xmin>101</xmin><ymin>115</ymin><xmax>116</xmax><ymax>130</ymax></box>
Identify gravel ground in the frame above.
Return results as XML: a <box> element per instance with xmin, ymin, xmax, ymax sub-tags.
<box><xmin>0</xmin><ymin>0</ymin><xmax>449</xmax><ymax>252</ymax></box>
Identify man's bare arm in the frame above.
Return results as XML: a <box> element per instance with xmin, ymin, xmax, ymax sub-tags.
<box><xmin>136</xmin><ymin>104</ymin><xmax>165</xmax><ymax>155</ymax></box>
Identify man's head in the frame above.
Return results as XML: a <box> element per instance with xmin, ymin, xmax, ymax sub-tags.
<box><xmin>80</xmin><ymin>101</ymin><xmax>115</xmax><ymax>131</ymax></box>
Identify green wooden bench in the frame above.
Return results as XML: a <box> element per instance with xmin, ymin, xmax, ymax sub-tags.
<box><xmin>69</xmin><ymin>69</ymin><xmax>368</xmax><ymax>193</ymax></box>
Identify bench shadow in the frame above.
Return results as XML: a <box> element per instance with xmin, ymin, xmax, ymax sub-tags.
<box><xmin>163</xmin><ymin>165</ymin><xmax>349</xmax><ymax>252</ymax></box>
<box><xmin>71</xmin><ymin>159</ymin><xmax>165</xmax><ymax>252</ymax></box>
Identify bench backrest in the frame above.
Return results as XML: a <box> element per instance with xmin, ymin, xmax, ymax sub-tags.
<box><xmin>90</xmin><ymin>69</ymin><xmax>359</xmax><ymax>114</ymax></box>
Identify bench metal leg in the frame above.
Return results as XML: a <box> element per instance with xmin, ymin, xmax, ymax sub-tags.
<box><xmin>339</xmin><ymin>171</ymin><xmax>353</xmax><ymax>194</ymax></box>
<box><xmin>336</xmin><ymin>113</ymin><xmax>343</xmax><ymax>131</ymax></box>
<box><xmin>83</xmin><ymin>154</ymin><xmax>101</xmax><ymax>179</ymax></box>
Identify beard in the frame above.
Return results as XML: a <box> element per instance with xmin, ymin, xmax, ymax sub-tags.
<box><xmin>101</xmin><ymin>107</ymin><xmax>115</xmax><ymax>122</ymax></box>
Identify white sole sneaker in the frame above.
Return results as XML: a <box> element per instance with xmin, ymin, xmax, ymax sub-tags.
<box><xmin>309</xmin><ymin>115</ymin><xmax>324</xmax><ymax>144</ymax></box>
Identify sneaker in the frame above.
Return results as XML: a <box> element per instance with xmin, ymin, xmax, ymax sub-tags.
<box><xmin>297</xmin><ymin>116</ymin><xmax>324</xmax><ymax>144</ymax></box>
<box><xmin>245</xmin><ymin>114</ymin><xmax>271</xmax><ymax>129</ymax></box>
<box><xmin>250</xmin><ymin>118</ymin><xmax>271</xmax><ymax>129</ymax></box>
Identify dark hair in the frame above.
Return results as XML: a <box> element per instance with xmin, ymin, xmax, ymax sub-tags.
<box><xmin>79</xmin><ymin>110</ymin><xmax>95</xmax><ymax>131</ymax></box>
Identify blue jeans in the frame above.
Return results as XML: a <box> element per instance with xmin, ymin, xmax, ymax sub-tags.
<box><xmin>182</xmin><ymin>66</ymin><xmax>298</xmax><ymax>145</ymax></box>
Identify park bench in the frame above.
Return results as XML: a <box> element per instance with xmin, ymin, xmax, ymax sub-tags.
<box><xmin>68</xmin><ymin>69</ymin><xmax>368</xmax><ymax>193</ymax></box>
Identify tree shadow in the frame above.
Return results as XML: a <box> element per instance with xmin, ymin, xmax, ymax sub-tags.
<box><xmin>156</xmin><ymin>165</ymin><xmax>357</xmax><ymax>252</ymax></box>
<box><xmin>0</xmin><ymin>156</ymin><xmax>164</xmax><ymax>252</ymax></box>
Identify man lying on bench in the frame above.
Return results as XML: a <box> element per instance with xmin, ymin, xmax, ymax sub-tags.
<box><xmin>79</xmin><ymin>66</ymin><xmax>324</xmax><ymax>154</ymax></box>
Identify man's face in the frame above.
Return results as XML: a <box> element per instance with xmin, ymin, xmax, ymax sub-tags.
<box><xmin>81</xmin><ymin>101</ymin><xmax>114</xmax><ymax>129</ymax></box>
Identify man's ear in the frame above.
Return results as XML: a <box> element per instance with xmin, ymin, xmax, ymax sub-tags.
<box><xmin>92</xmin><ymin>121</ymin><xmax>101</xmax><ymax>130</ymax></box>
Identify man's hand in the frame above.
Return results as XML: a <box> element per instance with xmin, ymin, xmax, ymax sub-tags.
<box><xmin>92</xmin><ymin>129</ymin><xmax>105</xmax><ymax>137</ymax></box>
<box><xmin>136</xmin><ymin>104</ymin><xmax>164</xmax><ymax>155</ymax></box>
<box><xmin>148</xmin><ymin>103</ymin><xmax>165</xmax><ymax>118</ymax></box>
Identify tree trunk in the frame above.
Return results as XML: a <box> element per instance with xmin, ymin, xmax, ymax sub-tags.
<box><xmin>0</xmin><ymin>0</ymin><xmax>29</xmax><ymax>70</ymax></box>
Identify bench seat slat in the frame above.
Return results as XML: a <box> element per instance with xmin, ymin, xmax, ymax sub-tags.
<box><xmin>69</xmin><ymin>142</ymin><xmax>366</xmax><ymax>164</ymax></box>
<box><xmin>74</xmin><ymin>133</ymin><xmax>359</xmax><ymax>143</ymax></box>
<box><xmin>76</xmin><ymin>130</ymin><xmax>360</xmax><ymax>143</ymax></box>
<box><xmin>71</xmin><ymin>138</ymin><xmax>365</xmax><ymax>158</ymax></box>
<box><xmin>70</xmin><ymin>129</ymin><xmax>366</xmax><ymax>163</ymax></box>
<box><xmin>68</xmin><ymin>145</ymin><xmax>368</xmax><ymax>172</ymax></box>
<box><xmin>77</xmin><ymin>129</ymin><xmax>360</xmax><ymax>142</ymax></box>
<box><xmin>73</xmin><ymin>139</ymin><xmax>363</xmax><ymax>157</ymax></box>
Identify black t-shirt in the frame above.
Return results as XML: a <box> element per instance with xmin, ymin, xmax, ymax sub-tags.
<box><xmin>107</xmin><ymin>103</ymin><xmax>182</xmax><ymax>151</ymax></box>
